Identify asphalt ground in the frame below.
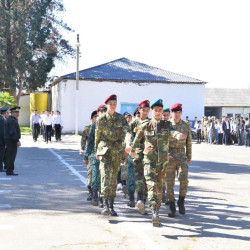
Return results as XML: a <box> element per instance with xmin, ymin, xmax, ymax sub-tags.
<box><xmin>0</xmin><ymin>134</ymin><xmax>250</xmax><ymax>250</ymax></box>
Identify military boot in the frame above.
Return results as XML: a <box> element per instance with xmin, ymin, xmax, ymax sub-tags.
<box><xmin>109</xmin><ymin>199</ymin><xmax>118</xmax><ymax>216</ymax></box>
<box><xmin>136</xmin><ymin>191</ymin><xmax>145</xmax><ymax>215</ymax></box>
<box><xmin>101</xmin><ymin>199</ymin><xmax>110</xmax><ymax>216</ymax></box>
<box><xmin>177</xmin><ymin>195</ymin><xmax>186</xmax><ymax>215</ymax></box>
<box><xmin>127</xmin><ymin>190</ymin><xmax>135</xmax><ymax>207</ymax></box>
<box><xmin>151</xmin><ymin>205</ymin><xmax>160</xmax><ymax>227</ymax></box>
<box><xmin>91</xmin><ymin>190</ymin><xmax>98</xmax><ymax>206</ymax></box>
<box><xmin>168</xmin><ymin>201</ymin><xmax>176</xmax><ymax>217</ymax></box>
<box><xmin>87</xmin><ymin>186</ymin><xmax>92</xmax><ymax>201</ymax></box>
<box><xmin>99</xmin><ymin>197</ymin><xmax>104</xmax><ymax>208</ymax></box>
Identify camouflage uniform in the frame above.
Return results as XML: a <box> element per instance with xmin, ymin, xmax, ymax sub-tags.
<box><xmin>202</xmin><ymin>119</ymin><xmax>208</xmax><ymax>142</ymax></box>
<box><xmin>130</xmin><ymin>118</ymin><xmax>148</xmax><ymax>198</ymax></box>
<box><xmin>131</xmin><ymin>118</ymin><xmax>180</xmax><ymax>208</ymax></box>
<box><xmin>81</xmin><ymin>124</ymin><xmax>92</xmax><ymax>187</ymax></box>
<box><xmin>84</xmin><ymin>122</ymin><xmax>101</xmax><ymax>195</ymax></box>
<box><xmin>95</xmin><ymin>112</ymin><xmax>131</xmax><ymax>201</ymax></box>
<box><xmin>127</xmin><ymin>155</ymin><xmax>135</xmax><ymax>193</ymax></box>
<box><xmin>166</xmin><ymin>119</ymin><xmax>192</xmax><ymax>216</ymax></box>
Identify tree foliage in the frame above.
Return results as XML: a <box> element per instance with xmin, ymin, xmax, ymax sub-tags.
<box><xmin>0</xmin><ymin>0</ymin><xmax>75</xmax><ymax>103</ymax></box>
<box><xmin>0</xmin><ymin>91</ymin><xmax>17</xmax><ymax>107</ymax></box>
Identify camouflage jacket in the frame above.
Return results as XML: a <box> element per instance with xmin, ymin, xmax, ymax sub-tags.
<box><xmin>84</xmin><ymin>122</ymin><xmax>96</xmax><ymax>160</ymax></box>
<box><xmin>169</xmin><ymin>119</ymin><xmax>192</xmax><ymax>162</ymax></box>
<box><xmin>202</xmin><ymin>120</ymin><xmax>208</xmax><ymax>131</ymax></box>
<box><xmin>131</xmin><ymin>118</ymin><xmax>180</xmax><ymax>163</ymax></box>
<box><xmin>129</xmin><ymin>118</ymin><xmax>149</xmax><ymax>153</ymax></box>
<box><xmin>81</xmin><ymin>124</ymin><xmax>91</xmax><ymax>150</ymax></box>
<box><xmin>95</xmin><ymin>112</ymin><xmax>132</xmax><ymax>156</ymax></box>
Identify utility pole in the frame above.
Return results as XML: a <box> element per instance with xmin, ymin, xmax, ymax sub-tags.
<box><xmin>75</xmin><ymin>34</ymin><xmax>80</xmax><ymax>135</ymax></box>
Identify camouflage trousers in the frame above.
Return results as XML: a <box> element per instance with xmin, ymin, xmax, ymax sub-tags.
<box><xmin>133</xmin><ymin>151</ymin><xmax>147</xmax><ymax>194</ymax></box>
<box><xmin>90</xmin><ymin>153</ymin><xmax>101</xmax><ymax>192</ymax></box>
<box><xmin>87</xmin><ymin>158</ymin><xmax>92</xmax><ymax>188</ymax></box>
<box><xmin>99</xmin><ymin>150</ymin><xmax>122</xmax><ymax>199</ymax></box>
<box><xmin>203</xmin><ymin>129</ymin><xmax>208</xmax><ymax>141</ymax></box>
<box><xmin>144</xmin><ymin>160</ymin><xmax>167</xmax><ymax>208</ymax></box>
<box><xmin>127</xmin><ymin>155</ymin><xmax>135</xmax><ymax>193</ymax></box>
<box><xmin>165</xmin><ymin>153</ymin><xmax>189</xmax><ymax>202</ymax></box>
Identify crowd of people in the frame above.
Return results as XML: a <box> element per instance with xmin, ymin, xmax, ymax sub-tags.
<box><xmin>80</xmin><ymin>95</ymin><xmax>191</xmax><ymax>227</ymax></box>
<box><xmin>1</xmin><ymin>97</ymin><xmax>249</xmax><ymax>228</ymax></box>
<box><xmin>30</xmin><ymin>109</ymin><xmax>64</xmax><ymax>143</ymax></box>
<box><xmin>188</xmin><ymin>116</ymin><xmax>250</xmax><ymax>147</ymax></box>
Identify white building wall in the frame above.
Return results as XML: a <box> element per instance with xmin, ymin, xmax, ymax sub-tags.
<box><xmin>51</xmin><ymin>83</ymin><xmax>60</xmax><ymax>112</ymax></box>
<box><xmin>19</xmin><ymin>94</ymin><xmax>30</xmax><ymax>127</ymax></box>
<box><xmin>53</xmin><ymin>80</ymin><xmax>205</xmax><ymax>132</ymax></box>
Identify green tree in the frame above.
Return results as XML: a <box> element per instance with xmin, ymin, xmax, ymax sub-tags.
<box><xmin>0</xmin><ymin>91</ymin><xmax>17</xmax><ymax>107</ymax></box>
<box><xmin>0</xmin><ymin>0</ymin><xmax>75</xmax><ymax>104</ymax></box>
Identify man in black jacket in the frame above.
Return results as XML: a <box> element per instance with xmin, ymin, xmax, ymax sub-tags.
<box><xmin>4</xmin><ymin>106</ymin><xmax>21</xmax><ymax>176</ymax></box>
<box><xmin>0</xmin><ymin>107</ymin><xmax>9</xmax><ymax>172</ymax></box>
<box><xmin>222</xmin><ymin>117</ymin><xmax>230</xmax><ymax>145</ymax></box>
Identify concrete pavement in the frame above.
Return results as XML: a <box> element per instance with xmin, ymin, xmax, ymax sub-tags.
<box><xmin>0</xmin><ymin>135</ymin><xmax>249</xmax><ymax>250</ymax></box>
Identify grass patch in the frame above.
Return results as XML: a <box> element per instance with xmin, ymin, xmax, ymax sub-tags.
<box><xmin>188</xmin><ymin>237</ymin><xmax>197</xmax><ymax>242</ymax></box>
<box><xmin>20</xmin><ymin>126</ymin><xmax>32</xmax><ymax>134</ymax></box>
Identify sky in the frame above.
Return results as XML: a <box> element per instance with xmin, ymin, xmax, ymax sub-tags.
<box><xmin>51</xmin><ymin>0</ymin><xmax>250</xmax><ymax>89</ymax></box>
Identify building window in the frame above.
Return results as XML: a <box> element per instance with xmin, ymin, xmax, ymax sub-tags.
<box><xmin>120</xmin><ymin>103</ymin><xmax>138</xmax><ymax>115</ymax></box>
<box><xmin>227</xmin><ymin>113</ymin><xmax>233</xmax><ymax>118</ymax></box>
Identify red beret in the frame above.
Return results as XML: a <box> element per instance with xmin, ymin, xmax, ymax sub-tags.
<box><xmin>170</xmin><ymin>103</ymin><xmax>182</xmax><ymax>111</ymax></box>
<box><xmin>105</xmin><ymin>94</ymin><xmax>117</xmax><ymax>104</ymax></box>
<box><xmin>138</xmin><ymin>100</ymin><xmax>150</xmax><ymax>108</ymax></box>
<box><xmin>97</xmin><ymin>104</ymin><xmax>105</xmax><ymax>112</ymax></box>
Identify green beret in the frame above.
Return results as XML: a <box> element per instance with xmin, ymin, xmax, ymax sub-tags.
<box><xmin>150</xmin><ymin>99</ymin><xmax>163</xmax><ymax>108</ymax></box>
<box><xmin>163</xmin><ymin>108</ymin><xmax>170</xmax><ymax>112</ymax></box>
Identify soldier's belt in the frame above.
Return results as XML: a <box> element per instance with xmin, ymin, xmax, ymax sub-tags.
<box><xmin>169</xmin><ymin>147</ymin><xmax>185</xmax><ymax>153</ymax></box>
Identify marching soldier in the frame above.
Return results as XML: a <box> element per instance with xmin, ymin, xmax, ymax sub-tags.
<box><xmin>4</xmin><ymin>106</ymin><xmax>21</xmax><ymax>176</ymax></box>
<box><xmin>166</xmin><ymin>103</ymin><xmax>192</xmax><ymax>217</ymax></box>
<box><xmin>0</xmin><ymin>107</ymin><xmax>9</xmax><ymax>172</ymax></box>
<box><xmin>95</xmin><ymin>94</ymin><xmax>131</xmax><ymax>216</ymax></box>
<box><xmin>130</xmin><ymin>100</ymin><xmax>184</xmax><ymax>227</ymax></box>
<box><xmin>80</xmin><ymin>112</ymin><xmax>96</xmax><ymax>201</ymax></box>
<box><xmin>123</xmin><ymin>112</ymin><xmax>135</xmax><ymax>207</ymax></box>
<box><xmin>84</xmin><ymin>105</ymin><xmax>107</xmax><ymax>207</ymax></box>
<box><xmin>30</xmin><ymin>109</ymin><xmax>41</xmax><ymax>142</ymax></box>
<box><xmin>129</xmin><ymin>100</ymin><xmax>150</xmax><ymax>215</ymax></box>
<box><xmin>161</xmin><ymin>107</ymin><xmax>171</xmax><ymax>205</ymax></box>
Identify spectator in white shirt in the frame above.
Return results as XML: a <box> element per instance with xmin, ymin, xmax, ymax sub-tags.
<box><xmin>30</xmin><ymin>109</ymin><xmax>41</xmax><ymax>142</ymax></box>
<box><xmin>53</xmin><ymin>111</ymin><xmax>64</xmax><ymax>141</ymax></box>
<box><xmin>195</xmin><ymin>120</ymin><xmax>202</xmax><ymax>143</ymax></box>
<box><xmin>43</xmin><ymin>111</ymin><xmax>54</xmax><ymax>144</ymax></box>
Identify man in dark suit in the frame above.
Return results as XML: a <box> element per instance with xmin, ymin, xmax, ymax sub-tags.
<box><xmin>4</xmin><ymin>106</ymin><xmax>21</xmax><ymax>176</ymax></box>
<box><xmin>0</xmin><ymin>107</ymin><xmax>9</xmax><ymax>172</ymax></box>
<box><xmin>222</xmin><ymin>117</ymin><xmax>231</xmax><ymax>145</ymax></box>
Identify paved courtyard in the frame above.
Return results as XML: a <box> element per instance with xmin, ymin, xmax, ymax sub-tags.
<box><xmin>0</xmin><ymin>135</ymin><xmax>249</xmax><ymax>250</ymax></box>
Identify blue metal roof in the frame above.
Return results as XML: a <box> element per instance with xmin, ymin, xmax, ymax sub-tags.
<box><xmin>61</xmin><ymin>57</ymin><xmax>206</xmax><ymax>84</ymax></box>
